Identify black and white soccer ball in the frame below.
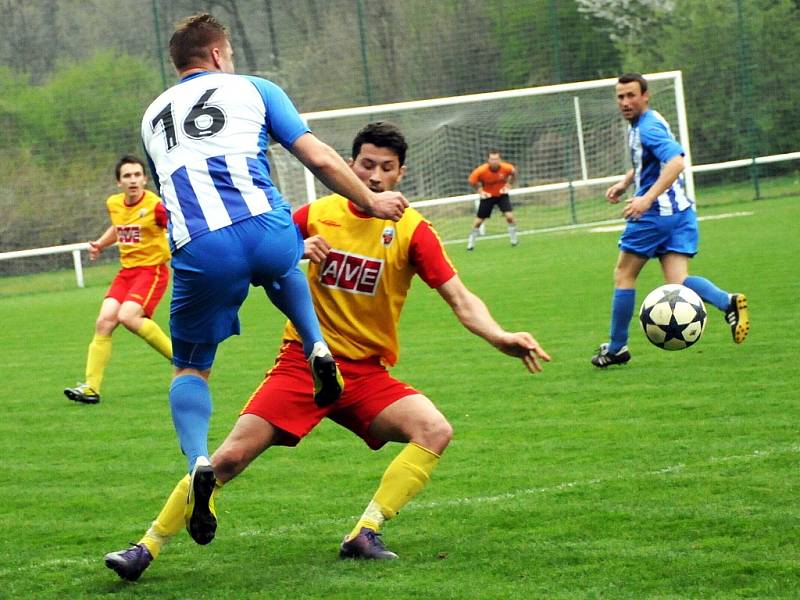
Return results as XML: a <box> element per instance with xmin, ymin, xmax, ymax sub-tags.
<box><xmin>639</xmin><ymin>284</ymin><xmax>707</xmax><ymax>350</ymax></box>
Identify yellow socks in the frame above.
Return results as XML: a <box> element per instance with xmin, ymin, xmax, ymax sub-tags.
<box><xmin>83</xmin><ymin>321</ymin><xmax>169</xmax><ymax>395</ymax></box>
<box><xmin>138</xmin><ymin>475</ymin><xmax>190</xmax><ymax>559</ymax></box>
<box><xmin>138</xmin><ymin>474</ymin><xmax>223</xmax><ymax>559</ymax></box>
<box><xmin>348</xmin><ymin>442</ymin><xmax>440</xmax><ymax>540</ymax></box>
<box><xmin>85</xmin><ymin>333</ymin><xmax>112</xmax><ymax>392</ymax></box>
<box><xmin>135</xmin><ymin>318</ymin><xmax>173</xmax><ymax>361</ymax></box>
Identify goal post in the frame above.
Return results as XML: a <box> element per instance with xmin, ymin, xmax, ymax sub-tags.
<box><xmin>270</xmin><ymin>70</ymin><xmax>691</xmax><ymax>243</ymax></box>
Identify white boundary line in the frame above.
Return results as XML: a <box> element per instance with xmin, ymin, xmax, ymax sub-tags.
<box><xmin>443</xmin><ymin>217</ymin><xmax>625</xmax><ymax>246</ymax></box>
<box><xmin>588</xmin><ymin>211</ymin><xmax>754</xmax><ymax>234</ymax></box>
<box><xmin>232</xmin><ymin>444</ymin><xmax>799</xmax><ymax>540</ymax></box>
<box><xmin>8</xmin><ymin>444</ymin><xmax>797</xmax><ymax>576</ymax></box>
<box><xmin>443</xmin><ymin>210</ymin><xmax>754</xmax><ymax>246</ymax></box>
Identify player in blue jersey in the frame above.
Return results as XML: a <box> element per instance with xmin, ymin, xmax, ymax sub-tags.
<box><xmin>591</xmin><ymin>73</ymin><xmax>749</xmax><ymax>367</ymax></box>
<box><xmin>141</xmin><ymin>13</ymin><xmax>409</xmax><ymax>521</ymax></box>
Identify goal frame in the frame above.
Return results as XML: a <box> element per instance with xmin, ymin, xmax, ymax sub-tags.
<box><xmin>298</xmin><ymin>70</ymin><xmax>695</xmax><ymax>208</ymax></box>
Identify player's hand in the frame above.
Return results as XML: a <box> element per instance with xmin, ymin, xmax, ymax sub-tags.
<box><xmin>367</xmin><ymin>191</ymin><xmax>408</xmax><ymax>222</ymax></box>
<box><xmin>494</xmin><ymin>331</ymin><xmax>551</xmax><ymax>374</ymax></box>
<box><xmin>479</xmin><ymin>190</ymin><xmax>492</xmax><ymax>199</ymax></box>
<box><xmin>499</xmin><ymin>185</ymin><xmax>511</xmax><ymax>195</ymax></box>
<box><xmin>622</xmin><ymin>196</ymin><xmax>653</xmax><ymax>220</ymax></box>
<box><xmin>303</xmin><ymin>235</ymin><xmax>331</xmax><ymax>264</ymax></box>
<box><xmin>605</xmin><ymin>183</ymin><xmax>627</xmax><ymax>204</ymax></box>
<box><xmin>88</xmin><ymin>241</ymin><xmax>102</xmax><ymax>261</ymax></box>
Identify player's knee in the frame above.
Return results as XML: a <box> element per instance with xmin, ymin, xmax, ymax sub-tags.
<box><xmin>435</xmin><ymin>418</ymin><xmax>454</xmax><ymax>450</ymax></box>
<box><xmin>118</xmin><ymin>314</ymin><xmax>138</xmax><ymax>332</ymax></box>
<box><xmin>413</xmin><ymin>416</ymin><xmax>453</xmax><ymax>454</ymax></box>
<box><xmin>211</xmin><ymin>443</ymin><xmax>249</xmax><ymax>483</ymax></box>
<box><xmin>95</xmin><ymin>315</ymin><xmax>117</xmax><ymax>334</ymax></box>
<box><xmin>613</xmin><ymin>266</ymin><xmax>633</xmax><ymax>288</ymax></box>
<box><xmin>117</xmin><ymin>305</ymin><xmax>144</xmax><ymax>331</ymax></box>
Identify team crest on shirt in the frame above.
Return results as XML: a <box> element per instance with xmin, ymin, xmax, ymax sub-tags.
<box><xmin>319</xmin><ymin>250</ymin><xmax>383</xmax><ymax>296</ymax></box>
<box><xmin>381</xmin><ymin>226</ymin><xmax>395</xmax><ymax>247</ymax></box>
<box><xmin>139</xmin><ymin>208</ymin><xmax>147</xmax><ymax>218</ymax></box>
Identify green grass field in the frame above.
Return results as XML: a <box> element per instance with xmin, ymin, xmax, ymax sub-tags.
<box><xmin>1</xmin><ymin>195</ymin><xmax>798</xmax><ymax>599</ymax></box>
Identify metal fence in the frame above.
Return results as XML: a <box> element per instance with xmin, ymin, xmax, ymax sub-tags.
<box><xmin>1</xmin><ymin>0</ymin><xmax>798</xmax><ymax>280</ymax></box>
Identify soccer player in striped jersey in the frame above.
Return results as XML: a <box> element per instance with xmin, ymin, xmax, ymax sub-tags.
<box><xmin>64</xmin><ymin>156</ymin><xmax>172</xmax><ymax>405</ymax></box>
<box><xmin>105</xmin><ymin>122</ymin><xmax>550</xmax><ymax>580</ymax></box>
<box><xmin>591</xmin><ymin>73</ymin><xmax>749</xmax><ymax>368</ymax></box>
<box><xmin>140</xmin><ymin>13</ymin><xmax>408</xmax><ymax>500</ymax></box>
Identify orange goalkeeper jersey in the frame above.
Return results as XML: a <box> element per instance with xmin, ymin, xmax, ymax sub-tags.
<box><xmin>285</xmin><ymin>194</ymin><xmax>456</xmax><ymax>366</ymax></box>
<box><xmin>468</xmin><ymin>162</ymin><xmax>516</xmax><ymax>197</ymax></box>
<box><xmin>106</xmin><ymin>190</ymin><xmax>170</xmax><ymax>268</ymax></box>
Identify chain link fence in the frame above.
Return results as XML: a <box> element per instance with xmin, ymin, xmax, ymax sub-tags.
<box><xmin>1</xmin><ymin>0</ymin><xmax>798</xmax><ymax>280</ymax></box>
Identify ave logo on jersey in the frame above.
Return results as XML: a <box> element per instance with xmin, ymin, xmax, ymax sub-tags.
<box><xmin>319</xmin><ymin>250</ymin><xmax>383</xmax><ymax>295</ymax></box>
<box><xmin>116</xmin><ymin>225</ymin><xmax>141</xmax><ymax>244</ymax></box>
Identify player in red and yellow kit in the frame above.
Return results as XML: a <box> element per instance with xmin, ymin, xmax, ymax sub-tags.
<box><xmin>466</xmin><ymin>150</ymin><xmax>518</xmax><ymax>250</ymax></box>
<box><xmin>64</xmin><ymin>155</ymin><xmax>172</xmax><ymax>405</ymax></box>
<box><xmin>104</xmin><ymin>123</ymin><xmax>550</xmax><ymax>579</ymax></box>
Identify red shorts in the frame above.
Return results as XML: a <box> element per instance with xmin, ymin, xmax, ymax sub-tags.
<box><xmin>106</xmin><ymin>264</ymin><xmax>169</xmax><ymax>318</ymax></box>
<box><xmin>241</xmin><ymin>341</ymin><xmax>421</xmax><ymax>450</ymax></box>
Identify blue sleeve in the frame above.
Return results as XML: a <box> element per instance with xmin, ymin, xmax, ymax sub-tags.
<box><xmin>243</xmin><ymin>75</ymin><xmax>311</xmax><ymax>150</ymax></box>
<box><xmin>640</xmin><ymin>120</ymin><xmax>684</xmax><ymax>164</ymax></box>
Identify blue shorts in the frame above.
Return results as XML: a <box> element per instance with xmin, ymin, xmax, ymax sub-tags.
<box><xmin>618</xmin><ymin>208</ymin><xmax>698</xmax><ymax>258</ymax></box>
<box><xmin>169</xmin><ymin>209</ymin><xmax>303</xmax><ymax>361</ymax></box>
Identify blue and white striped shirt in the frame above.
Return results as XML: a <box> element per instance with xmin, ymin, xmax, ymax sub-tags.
<box><xmin>142</xmin><ymin>72</ymin><xmax>309</xmax><ymax>251</ymax></box>
<box><xmin>629</xmin><ymin>109</ymin><xmax>693</xmax><ymax>216</ymax></box>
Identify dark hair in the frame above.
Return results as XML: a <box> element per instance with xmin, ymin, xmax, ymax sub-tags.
<box><xmin>618</xmin><ymin>72</ymin><xmax>648</xmax><ymax>93</ymax></box>
<box><xmin>487</xmin><ymin>149</ymin><xmax>501</xmax><ymax>157</ymax></box>
<box><xmin>351</xmin><ymin>121</ymin><xmax>408</xmax><ymax>166</ymax></box>
<box><xmin>169</xmin><ymin>13</ymin><xmax>229</xmax><ymax>71</ymax></box>
<box><xmin>115</xmin><ymin>155</ymin><xmax>146</xmax><ymax>180</ymax></box>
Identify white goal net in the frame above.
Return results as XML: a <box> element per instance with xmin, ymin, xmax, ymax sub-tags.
<box><xmin>271</xmin><ymin>70</ymin><xmax>691</xmax><ymax>243</ymax></box>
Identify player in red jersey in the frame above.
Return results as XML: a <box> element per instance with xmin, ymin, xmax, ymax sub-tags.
<box><xmin>104</xmin><ymin>123</ymin><xmax>550</xmax><ymax>580</ymax></box>
<box><xmin>64</xmin><ymin>156</ymin><xmax>172</xmax><ymax>404</ymax></box>
<box><xmin>467</xmin><ymin>150</ymin><xmax>518</xmax><ymax>250</ymax></box>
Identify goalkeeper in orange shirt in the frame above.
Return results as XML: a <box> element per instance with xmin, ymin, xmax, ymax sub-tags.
<box><xmin>104</xmin><ymin>123</ymin><xmax>550</xmax><ymax>580</ymax></box>
<box><xmin>64</xmin><ymin>155</ymin><xmax>172</xmax><ymax>404</ymax></box>
<box><xmin>466</xmin><ymin>149</ymin><xmax>518</xmax><ymax>250</ymax></box>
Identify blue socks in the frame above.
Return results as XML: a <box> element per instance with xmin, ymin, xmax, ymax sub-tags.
<box><xmin>682</xmin><ymin>275</ymin><xmax>730</xmax><ymax>311</ymax></box>
<box><xmin>169</xmin><ymin>375</ymin><xmax>212</xmax><ymax>473</ymax></box>
<box><xmin>266</xmin><ymin>266</ymin><xmax>324</xmax><ymax>357</ymax></box>
<box><xmin>609</xmin><ymin>288</ymin><xmax>636</xmax><ymax>353</ymax></box>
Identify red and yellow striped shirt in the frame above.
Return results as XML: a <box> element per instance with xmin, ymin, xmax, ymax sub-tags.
<box><xmin>284</xmin><ymin>194</ymin><xmax>456</xmax><ymax>366</ymax></box>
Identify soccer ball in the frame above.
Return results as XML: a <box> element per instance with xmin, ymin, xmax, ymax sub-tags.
<box><xmin>639</xmin><ymin>284</ymin><xmax>707</xmax><ymax>350</ymax></box>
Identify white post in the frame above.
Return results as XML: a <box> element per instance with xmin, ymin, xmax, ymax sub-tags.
<box><xmin>673</xmin><ymin>70</ymin><xmax>695</xmax><ymax>201</ymax></box>
<box><xmin>72</xmin><ymin>249</ymin><xmax>85</xmax><ymax>288</ymax></box>
<box><xmin>573</xmin><ymin>96</ymin><xmax>588</xmax><ymax>180</ymax></box>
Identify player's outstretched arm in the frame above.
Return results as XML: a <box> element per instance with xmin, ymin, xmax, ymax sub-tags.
<box><xmin>89</xmin><ymin>225</ymin><xmax>117</xmax><ymax>261</ymax></box>
<box><xmin>290</xmin><ymin>133</ymin><xmax>408</xmax><ymax>221</ymax></box>
<box><xmin>435</xmin><ymin>275</ymin><xmax>550</xmax><ymax>373</ymax></box>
